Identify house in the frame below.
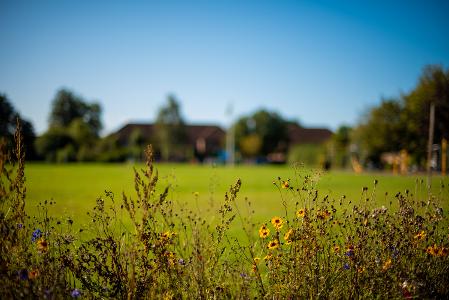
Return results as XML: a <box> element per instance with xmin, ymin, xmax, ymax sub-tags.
<box><xmin>114</xmin><ymin>122</ymin><xmax>332</xmax><ymax>163</ymax></box>
<box><xmin>114</xmin><ymin>123</ymin><xmax>225</xmax><ymax>161</ymax></box>
<box><xmin>287</xmin><ymin>123</ymin><xmax>333</xmax><ymax>145</ymax></box>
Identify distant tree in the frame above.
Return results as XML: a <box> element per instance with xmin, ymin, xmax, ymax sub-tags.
<box><xmin>234</xmin><ymin>109</ymin><xmax>289</xmax><ymax>158</ymax></box>
<box><xmin>401</xmin><ymin>65</ymin><xmax>449</xmax><ymax>166</ymax></box>
<box><xmin>332</xmin><ymin>125</ymin><xmax>352</xmax><ymax>168</ymax></box>
<box><xmin>353</xmin><ymin>99</ymin><xmax>405</xmax><ymax>166</ymax></box>
<box><xmin>352</xmin><ymin>64</ymin><xmax>449</xmax><ymax>168</ymax></box>
<box><xmin>49</xmin><ymin>88</ymin><xmax>102</xmax><ymax>137</ymax></box>
<box><xmin>39</xmin><ymin>88</ymin><xmax>103</xmax><ymax>161</ymax></box>
<box><xmin>155</xmin><ymin>95</ymin><xmax>187</xmax><ymax>160</ymax></box>
<box><xmin>0</xmin><ymin>93</ymin><xmax>37</xmax><ymax>159</ymax></box>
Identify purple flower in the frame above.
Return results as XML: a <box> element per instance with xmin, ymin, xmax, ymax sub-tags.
<box><xmin>17</xmin><ymin>223</ymin><xmax>23</xmax><ymax>229</ymax></box>
<box><xmin>32</xmin><ymin>229</ymin><xmax>42</xmax><ymax>242</ymax></box>
<box><xmin>344</xmin><ymin>249</ymin><xmax>354</xmax><ymax>257</ymax></box>
<box><xmin>71</xmin><ymin>288</ymin><xmax>81</xmax><ymax>298</ymax></box>
<box><xmin>18</xmin><ymin>269</ymin><xmax>28</xmax><ymax>280</ymax></box>
<box><xmin>343</xmin><ymin>263</ymin><xmax>350</xmax><ymax>270</ymax></box>
<box><xmin>178</xmin><ymin>258</ymin><xmax>185</xmax><ymax>265</ymax></box>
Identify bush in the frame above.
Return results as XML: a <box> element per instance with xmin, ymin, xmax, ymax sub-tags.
<box><xmin>1</xmin><ymin>123</ymin><xmax>448</xmax><ymax>298</ymax></box>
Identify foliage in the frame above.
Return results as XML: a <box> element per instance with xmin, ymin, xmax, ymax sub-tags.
<box><xmin>49</xmin><ymin>89</ymin><xmax>102</xmax><ymax>137</ymax></box>
<box><xmin>0</xmin><ymin>93</ymin><xmax>37</xmax><ymax>160</ymax></box>
<box><xmin>1</xmin><ymin>123</ymin><xmax>449</xmax><ymax>298</ymax></box>
<box><xmin>353</xmin><ymin>65</ymin><xmax>449</xmax><ymax>167</ymax></box>
<box><xmin>37</xmin><ymin>88</ymin><xmax>103</xmax><ymax>162</ymax></box>
<box><xmin>155</xmin><ymin>95</ymin><xmax>188</xmax><ymax>161</ymax></box>
<box><xmin>287</xmin><ymin>143</ymin><xmax>326</xmax><ymax>167</ymax></box>
<box><xmin>234</xmin><ymin>109</ymin><xmax>289</xmax><ymax>158</ymax></box>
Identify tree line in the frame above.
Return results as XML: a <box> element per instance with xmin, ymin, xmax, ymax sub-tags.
<box><xmin>1</xmin><ymin>64</ymin><xmax>448</xmax><ymax>168</ymax></box>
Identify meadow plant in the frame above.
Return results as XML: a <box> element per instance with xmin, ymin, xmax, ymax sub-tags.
<box><xmin>1</xmin><ymin>123</ymin><xmax>448</xmax><ymax>298</ymax></box>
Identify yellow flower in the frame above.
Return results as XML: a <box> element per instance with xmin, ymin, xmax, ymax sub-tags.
<box><xmin>281</xmin><ymin>180</ymin><xmax>290</xmax><ymax>189</ymax></box>
<box><xmin>271</xmin><ymin>216</ymin><xmax>284</xmax><ymax>230</ymax></box>
<box><xmin>357</xmin><ymin>267</ymin><xmax>365</xmax><ymax>273</ymax></box>
<box><xmin>253</xmin><ymin>257</ymin><xmax>260</xmax><ymax>264</ymax></box>
<box><xmin>296</xmin><ymin>208</ymin><xmax>306</xmax><ymax>218</ymax></box>
<box><xmin>267</xmin><ymin>239</ymin><xmax>280</xmax><ymax>250</ymax></box>
<box><xmin>258</xmin><ymin>224</ymin><xmax>270</xmax><ymax>239</ymax></box>
<box><xmin>36</xmin><ymin>238</ymin><xmax>48</xmax><ymax>253</ymax></box>
<box><xmin>414</xmin><ymin>230</ymin><xmax>426</xmax><ymax>240</ymax></box>
<box><xmin>264</xmin><ymin>254</ymin><xmax>272</xmax><ymax>261</ymax></box>
<box><xmin>284</xmin><ymin>229</ymin><xmax>293</xmax><ymax>244</ymax></box>
<box><xmin>333</xmin><ymin>245</ymin><xmax>340</xmax><ymax>253</ymax></box>
<box><xmin>193</xmin><ymin>191</ymin><xmax>199</xmax><ymax>197</ymax></box>
<box><xmin>426</xmin><ymin>244</ymin><xmax>438</xmax><ymax>256</ymax></box>
<box><xmin>382</xmin><ymin>258</ymin><xmax>392</xmax><ymax>271</ymax></box>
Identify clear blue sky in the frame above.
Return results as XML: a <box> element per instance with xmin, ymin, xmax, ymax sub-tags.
<box><xmin>1</xmin><ymin>0</ymin><xmax>449</xmax><ymax>135</ymax></box>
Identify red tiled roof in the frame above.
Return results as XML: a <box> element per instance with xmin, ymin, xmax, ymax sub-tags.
<box><xmin>288</xmin><ymin>124</ymin><xmax>333</xmax><ymax>145</ymax></box>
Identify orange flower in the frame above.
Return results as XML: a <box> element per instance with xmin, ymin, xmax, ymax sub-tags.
<box><xmin>28</xmin><ymin>269</ymin><xmax>39</xmax><ymax>279</ymax></box>
<box><xmin>281</xmin><ymin>180</ymin><xmax>290</xmax><ymax>189</ymax></box>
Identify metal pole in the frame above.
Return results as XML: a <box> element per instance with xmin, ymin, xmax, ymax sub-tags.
<box><xmin>426</xmin><ymin>102</ymin><xmax>435</xmax><ymax>187</ymax></box>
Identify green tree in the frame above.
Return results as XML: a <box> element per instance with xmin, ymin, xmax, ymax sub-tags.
<box><xmin>353</xmin><ymin>99</ymin><xmax>405</xmax><ymax>166</ymax></box>
<box><xmin>0</xmin><ymin>94</ymin><xmax>37</xmax><ymax>159</ymax></box>
<box><xmin>155</xmin><ymin>95</ymin><xmax>188</xmax><ymax>161</ymax></box>
<box><xmin>401</xmin><ymin>65</ymin><xmax>449</xmax><ymax>166</ymax></box>
<box><xmin>353</xmin><ymin>64</ymin><xmax>449</xmax><ymax>168</ymax></box>
<box><xmin>49</xmin><ymin>88</ymin><xmax>102</xmax><ymax>137</ymax></box>
<box><xmin>234</xmin><ymin>109</ymin><xmax>289</xmax><ymax>158</ymax></box>
<box><xmin>332</xmin><ymin>125</ymin><xmax>352</xmax><ymax>168</ymax></box>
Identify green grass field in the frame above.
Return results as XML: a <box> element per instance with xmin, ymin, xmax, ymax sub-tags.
<box><xmin>25</xmin><ymin>163</ymin><xmax>449</xmax><ymax>233</ymax></box>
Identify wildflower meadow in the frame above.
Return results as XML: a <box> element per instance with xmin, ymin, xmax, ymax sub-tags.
<box><xmin>1</xmin><ymin>124</ymin><xmax>449</xmax><ymax>299</ymax></box>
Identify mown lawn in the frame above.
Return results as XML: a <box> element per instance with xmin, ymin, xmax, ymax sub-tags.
<box><xmin>25</xmin><ymin>163</ymin><xmax>449</xmax><ymax>234</ymax></box>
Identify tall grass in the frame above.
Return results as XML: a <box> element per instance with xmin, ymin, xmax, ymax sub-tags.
<box><xmin>1</xmin><ymin>123</ymin><xmax>448</xmax><ymax>298</ymax></box>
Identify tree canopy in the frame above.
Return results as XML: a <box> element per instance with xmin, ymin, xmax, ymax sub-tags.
<box><xmin>353</xmin><ymin>65</ymin><xmax>449</xmax><ymax>167</ymax></box>
<box><xmin>0</xmin><ymin>94</ymin><xmax>36</xmax><ymax>159</ymax></box>
<box><xmin>155</xmin><ymin>95</ymin><xmax>188</xmax><ymax>160</ymax></box>
<box><xmin>234</xmin><ymin>109</ymin><xmax>289</xmax><ymax>158</ymax></box>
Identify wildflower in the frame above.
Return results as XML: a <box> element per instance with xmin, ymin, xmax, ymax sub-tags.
<box><xmin>343</xmin><ymin>263</ymin><xmax>350</xmax><ymax>270</ymax></box>
<box><xmin>37</xmin><ymin>238</ymin><xmax>48</xmax><ymax>253</ymax></box>
<box><xmin>160</xmin><ymin>231</ymin><xmax>176</xmax><ymax>242</ymax></box>
<box><xmin>281</xmin><ymin>180</ymin><xmax>289</xmax><ymax>189</ymax></box>
<box><xmin>253</xmin><ymin>257</ymin><xmax>260</xmax><ymax>264</ymax></box>
<box><xmin>178</xmin><ymin>258</ymin><xmax>185</xmax><ymax>265</ymax></box>
<box><xmin>28</xmin><ymin>269</ymin><xmax>39</xmax><ymax>279</ymax></box>
<box><xmin>258</xmin><ymin>224</ymin><xmax>270</xmax><ymax>239</ymax></box>
<box><xmin>296</xmin><ymin>208</ymin><xmax>306</xmax><ymax>218</ymax></box>
<box><xmin>382</xmin><ymin>259</ymin><xmax>392</xmax><ymax>271</ymax></box>
<box><xmin>31</xmin><ymin>229</ymin><xmax>42</xmax><ymax>242</ymax></box>
<box><xmin>71</xmin><ymin>288</ymin><xmax>81</xmax><ymax>298</ymax></box>
<box><xmin>414</xmin><ymin>231</ymin><xmax>426</xmax><ymax>240</ymax></box>
<box><xmin>267</xmin><ymin>239</ymin><xmax>279</xmax><ymax>250</ymax></box>
<box><xmin>193</xmin><ymin>192</ymin><xmax>199</xmax><ymax>197</ymax></box>
<box><xmin>17</xmin><ymin>223</ymin><xmax>23</xmax><ymax>229</ymax></box>
<box><xmin>426</xmin><ymin>244</ymin><xmax>438</xmax><ymax>256</ymax></box>
<box><xmin>333</xmin><ymin>245</ymin><xmax>340</xmax><ymax>253</ymax></box>
<box><xmin>271</xmin><ymin>216</ymin><xmax>284</xmax><ymax>230</ymax></box>
<box><xmin>18</xmin><ymin>269</ymin><xmax>28</xmax><ymax>280</ymax></box>
<box><xmin>345</xmin><ymin>246</ymin><xmax>354</xmax><ymax>258</ymax></box>
<box><xmin>357</xmin><ymin>267</ymin><xmax>365</xmax><ymax>273</ymax></box>
<box><xmin>284</xmin><ymin>229</ymin><xmax>293</xmax><ymax>244</ymax></box>
<box><xmin>317</xmin><ymin>209</ymin><xmax>331</xmax><ymax>220</ymax></box>
<box><xmin>264</xmin><ymin>254</ymin><xmax>272</xmax><ymax>261</ymax></box>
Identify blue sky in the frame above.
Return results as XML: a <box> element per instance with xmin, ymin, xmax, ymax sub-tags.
<box><xmin>1</xmin><ymin>0</ymin><xmax>449</xmax><ymax>135</ymax></box>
